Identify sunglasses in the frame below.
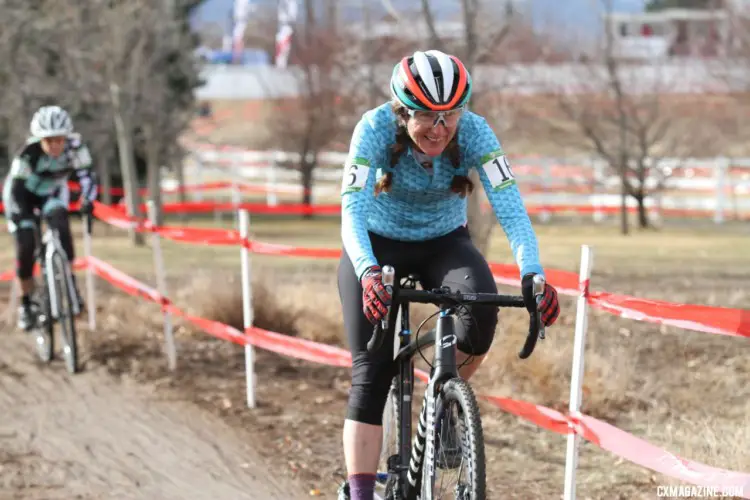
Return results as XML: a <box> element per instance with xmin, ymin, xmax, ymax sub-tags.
<box><xmin>407</xmin><ymin>107</ymin><xmax>464</xmax><ymax>128</ymax></box>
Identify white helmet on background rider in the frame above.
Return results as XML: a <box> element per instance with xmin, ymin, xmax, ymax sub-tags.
<box><xmin>30</xmin><ymin>105</ymin><xmax>74</xmax><ymax>139</ymax></box>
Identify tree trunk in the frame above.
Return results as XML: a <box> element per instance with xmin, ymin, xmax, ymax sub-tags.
<box><xmin>99</xmin><ymin>152</ymin><xmax>113</xmax><ymax>205</ymax></box>
<box><xmin>109</xmin><ymin>82</ymin><xmax>144</xmax><ymax>245</ymax></box>
<box><xmin>635</xmin><ymin>191</ymin><xmax>649</xmax><ymax>229</ymax></box>
<box><xmin>174</xmin><ymin>149</ymin><xmax>187</xmax><ymax>223</ymax></box>
<box><xmin>420</xmin><ymin>0</ymin><xmax>443</xmax><ymax>50</ymax></box>
<box><xmin>620</xmin><ymin>167</ymin><xmax>629</xmax><ymax>236</ymax></box>
<box><xmin>144</xmin><ymin>124</ymin><xmax>163</xmax><ymax>228</ymax></box>
<box><xmin>361</xmin><ymin>0</ymin><xmax>378</xmax><ymax>107</ymax></box>
<box><xmin>298</xmin><ymin>95</ymin><xmax>316</xmax><ymax>219</ymax></box>
<box><xmin>301</xmin><ymin>156</ymin><xmax>315</xmax><ymax>220</ymax></box>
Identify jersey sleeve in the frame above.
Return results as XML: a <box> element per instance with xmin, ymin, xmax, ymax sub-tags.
<box><xmin>68</xmin><ymin>135</ymin><xmax>97</xmax><ymax>201</ymax></box>
<box><xmin>340</xmin><ymin>113</ymin><xmax>382</xmax><ymax>280</ymax></box>
<box><xmin>68</xmin><ymin>134</ymin><xmax>93</xmax><ymax>170</ymax></box>
<box><xmin>465</xmin><ymin>116</ymin><xmax>544</xmax><ymax>278</ymax></box>
<box><xmin>5</xmin><ymin>156</ymin><xmax>35</xmax><ymax>218</ymax></box>
<box><xmin>8</xmin><ymin>155</ymin><xmax>32</xmax><ymax>180</ymax></box>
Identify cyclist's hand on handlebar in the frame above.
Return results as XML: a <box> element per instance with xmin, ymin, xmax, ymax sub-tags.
<box><xmin>361</xmin><ymin>265</ymin><xmax>392</xmax><ymax>325</ymax></box>
<box><xmin>522</xmin><ymin>273</ymin><xmax>560</xmax><ymax>327</ymax></box>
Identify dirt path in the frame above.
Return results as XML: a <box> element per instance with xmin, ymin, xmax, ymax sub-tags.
<box><xmin>0</xmin><ymin>327</ymin><xmax>306</xmax><ymax>500</ymax></box>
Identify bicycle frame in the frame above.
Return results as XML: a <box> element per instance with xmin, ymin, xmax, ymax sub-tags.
<box><xmin>375</xmin><ymin>268</ymin><xmax>544</xmax><ymax>500</ymax></box>
<box><xmin>35</xmin><ymin>219</ymin><xmax>80</xmax><ymax>320</ymax></box>
<box><xmin>385</xmin><ymin>275</ymin><xmax>462</xmax><ymax>500</ymax></box>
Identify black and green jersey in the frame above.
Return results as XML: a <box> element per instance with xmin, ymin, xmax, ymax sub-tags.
<box><xmin>2</xmin><ymin>134</ymin><xmax>96</xmax><ymax>219</ymax></box>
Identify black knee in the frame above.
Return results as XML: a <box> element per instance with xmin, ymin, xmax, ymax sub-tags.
<box><xmin>346</xmin><ymin>354</ymin><xmax>397</xmax><ymax>426</ymax></box>
<box><xmin>455</xmin><ymin>303</ymin><xmax>499</xmax><ymax>356</ymax></box>
<box><xmin>15</xmin><ymin>228</ymin><xmax>36</xmax><ymax>279</ymax></box>
<box><xmin>46</xmin><ymin>208</ymin><xmax>74</xmax><ymax>260</ymax></box>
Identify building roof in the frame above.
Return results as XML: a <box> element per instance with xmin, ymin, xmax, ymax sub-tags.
<box><xmin>605</xmin><ymin>8</ymin><xmax>729</xmax><ymax>23</ymax></box>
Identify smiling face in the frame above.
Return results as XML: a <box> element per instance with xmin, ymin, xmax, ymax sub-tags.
<box><xmin>404</xmin><ymin>108</ymin><xmax>463</xmax><ymax>157</ymax></box>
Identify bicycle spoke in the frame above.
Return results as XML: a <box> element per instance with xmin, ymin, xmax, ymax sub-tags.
<box><xmin>423</xmin><ymin>380</ymin><xmax>485</xmax><ymax>499</ymax></box>
<box><xmin>434</xmin><ymin>403</ymin><xmax>471</xmax><ymax>499</ymax></box>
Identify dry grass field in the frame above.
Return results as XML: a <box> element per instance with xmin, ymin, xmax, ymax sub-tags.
<box><xmin>1</xmin><ymin>213</ymin><xmax>747</xmax><ymax>498</ymax></box>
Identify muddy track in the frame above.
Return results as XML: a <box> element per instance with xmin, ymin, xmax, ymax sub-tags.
<box><xmin>0</xmin><ymin>325</ymin><xmax>306</xmax><ymax>500</ymax></box>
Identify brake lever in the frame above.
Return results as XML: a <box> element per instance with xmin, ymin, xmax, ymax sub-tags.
<box><xmin>380</xmin><ymin>265</ymin><xmax>395</xmax><ymax>332</ymax></box>
<box><xmin>367</xmin><ymin>265</ymin><xmax>395</xmax><ymax>354</ymax></box>
<box><xmin>533</xmin><ymin>274</ymin><xmax>546</xmax><ymax>340</ymax></box>
<box><xmin>518</xmin><ymin>274</ymin><xmax>547</xmax><ymax>360</ymax></box>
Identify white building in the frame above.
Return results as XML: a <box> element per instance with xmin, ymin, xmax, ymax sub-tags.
<box><xmin>604</xmin><ymin>7</ymin><xmax>738</xmax><ymax>60</ymax></box>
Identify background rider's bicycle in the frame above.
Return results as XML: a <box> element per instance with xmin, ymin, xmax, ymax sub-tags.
<box><xmin>27</xmin><ymin>211</ymin><xmax>90</xmax><ymax>374</ymax></box>
<box><xmin>369</xmin><ymin>265</ymin><xmax>545</xmax><ymax>500</ymax></box>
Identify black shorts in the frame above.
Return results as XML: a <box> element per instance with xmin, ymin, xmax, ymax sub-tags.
<box><xmin>337</xmin><ymin>226</ymin><xmax>500</xmax><ymax>425</ymax></box>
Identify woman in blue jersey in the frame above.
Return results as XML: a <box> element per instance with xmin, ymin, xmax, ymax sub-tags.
<box><xmin>336</xmin><ymin>50</ymin><xmax>559</xmax><ymax>500</ymax></box>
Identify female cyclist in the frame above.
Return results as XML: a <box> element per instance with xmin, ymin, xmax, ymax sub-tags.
<box><xmin>2</xmin><ymin>105</ymin><xmax>96</xmax><ymax>331</ymax></box>
<box><xmin>336</xmin><ymin>50</ymin><xmax>560</xmax><ymax>500</ymax></box>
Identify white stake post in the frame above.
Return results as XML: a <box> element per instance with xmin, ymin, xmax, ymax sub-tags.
<box><xmin>239</xmin><ymin>209</ymin><xmax>256</xmax><ymax>408</ymax></box>
<box><xmin>83</xmin><ymin>214</ymin><xmax>96</xmax><ymax>330</ymax></box>
<box><xmin>147</xmin><ymin>201</ymin><xmax>176</xmax><ymax>371</ymax></box>
<box><xmin>714</xmin><ymin>156</ymin><xmax>728</xmax><ymax>224</ymax></box>
<box><xmin>563</xmin><ymin>244</ymin><xmax>594</xmax><ymax>500</ymax></box>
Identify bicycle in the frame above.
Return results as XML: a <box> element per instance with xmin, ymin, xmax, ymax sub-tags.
<box><xmin>366</xmin><ymin>265</ymin><xmax>546</xmax><ymax>500</ymax></box>
<box><xmin>26</xmin><ymin>211</ymin><xmax>88</xmax><ymax>374</ymax></box>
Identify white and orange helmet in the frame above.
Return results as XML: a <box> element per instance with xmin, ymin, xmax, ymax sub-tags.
<box><xmin>390</xmin><ymin>50</ymin><xmax>473</xmax><ymax>112</ymax></box>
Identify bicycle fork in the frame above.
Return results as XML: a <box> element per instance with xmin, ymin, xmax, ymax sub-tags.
<box><xmin>43</xmin><ymin>230</ymin><xmax>79</xmax><ymax>320</ymax></box>
<box><xmin>400</xmin><ymin>313</ymin><xmax>457</xmax><ymax>500</ymax></box>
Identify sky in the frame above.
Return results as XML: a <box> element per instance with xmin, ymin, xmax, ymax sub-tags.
<box><xmin>191</xmin><ymin>0</ymin><xmax>647</xmax><ymax>34</ymax></box>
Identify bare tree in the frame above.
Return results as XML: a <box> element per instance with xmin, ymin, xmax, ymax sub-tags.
<box><xmin>359</xmin><ymin>0</ymin><xmax>388</xmax><ymax>108</ymax></box>
<box><xmin>97</xmin><ymin>1</ymin><xmax>155</xmax><ymax>244</ymax></box>
<box><xmin>713</xmin><ymin>3</ymin><xmax>750</xmax><ymax>150</ymax></box>
<box><xmin>0</xmin><ymin>2</ymin><xmax>59</xmax><ymax>150</ymax></box>
<box><xmin>0</xmin><ymin>2</ymin><xmax>118</xmax><ymax>193</ymax></box>
<box><xmin>420</xmin><ymin>0</ymin><xmax>444</xmax><ymax>50</ymax></box>
<box><xmin>266</xmin><ymin>0</ymin><xmax>360</xmax><ymax>215</ymax></box>
<box><xmin>0</xmin><ymin>0</ymin><xmax>199</xmax><ymax>240</ymax></box>
<box><xmin>135</xmin><ymin>2</ymin><xmax>200</xmax><ymax>227</ymax></box>
<box><xmin>548</xmin><ymin>0</ymin><xmax>712</xmax><ymax>234</ymax></box>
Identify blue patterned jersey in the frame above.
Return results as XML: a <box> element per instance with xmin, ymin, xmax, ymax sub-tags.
<box><xmin>340</xmin><ymin>103</ymin><xmax>544</xmax><ymax>281</ymax></box>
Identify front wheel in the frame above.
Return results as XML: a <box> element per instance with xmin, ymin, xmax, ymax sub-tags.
<box><xmin>378</xmin><ymin>378</ymin><xmax>401</xmax><ymax>499</ymax></box>
<box><xmin>422</xmin><ymin>378</ymin><xmax>486</xmax><ymax>500</ymax></box>
<box><xmin>51</xmin><ymin>252</ymin><xmax>79</xmax><ymax>374</ymax></box>
<box><xmin>31</xmin><ymin>270</ymin><xmax>54</xmax><ymax>363</ymax></box>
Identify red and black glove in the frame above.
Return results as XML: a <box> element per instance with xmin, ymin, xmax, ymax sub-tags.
<box><xmin>361</xmin><ymin>266</ymin><xmax>392</xmax><ymax>325</ymax></box>
<box><xmin>522</xmin><ymin>273</ymin><xmax>560</xmax><ymax>327</ymax></box>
